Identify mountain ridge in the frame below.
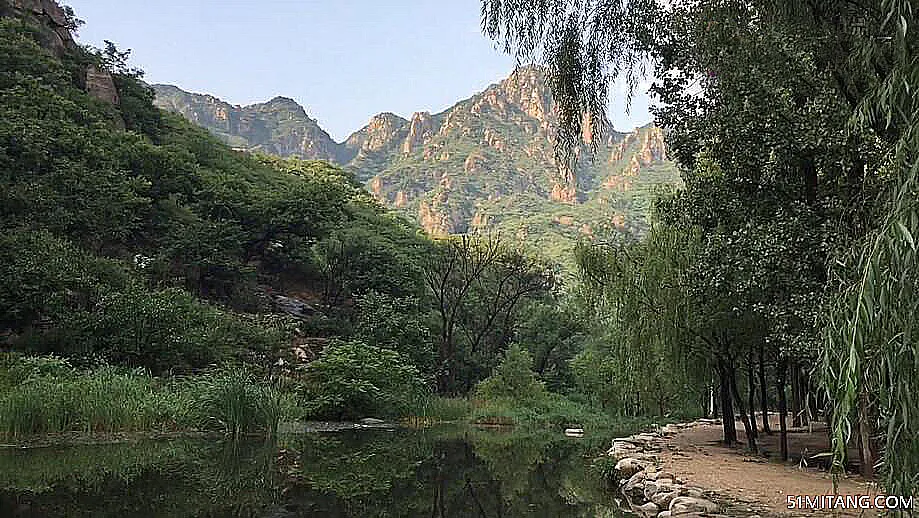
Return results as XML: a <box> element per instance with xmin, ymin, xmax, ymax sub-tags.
<box><xmin>152</xmin><ymin>67</ymin><xmax>679</xmax><ymax>260</ymax></box>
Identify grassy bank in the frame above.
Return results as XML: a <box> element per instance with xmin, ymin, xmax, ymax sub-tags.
<box><xmin>0</xmin><ymin>355</ymin><xmax>284</xmax><ymax>440</ymax></box>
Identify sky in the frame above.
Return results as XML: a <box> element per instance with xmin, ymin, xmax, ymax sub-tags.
<box><xmin>67</xmin><ymin>0</ymin><xmax>653</xmax><ymax>142</ymax></box>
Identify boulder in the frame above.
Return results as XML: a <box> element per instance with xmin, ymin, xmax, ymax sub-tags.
<box><xmin>684</xmin><ymin>488</ymin><xmax>706</xmax><ymax>499</ymax></box>
<box><xmin>622</xmin><ymin>471</ymin><xmax>648</xmax><ymax>501</ymax></box>
<box><xmin>272</xmin><ymin>294</ymin><xmax>316</xmax><ymax>319</ymax></box>
<box><xmin>669</xmin><ymin>496</ymin><xmax>719</xmax><ymax>515</ymax></box>
<box><xmin>635</xmin><ymin>502</ymin><xmax>659</xmax><ymax>516</ymax></box>
<box><xmin>615</xmin><ymin>457</ymin><xmax>649</xmax><ymax>478</ymax></box>
<box><xmin>652</xmin><ymin>489</ymin><xmax>682</xmax><ymax>509</ymax></box>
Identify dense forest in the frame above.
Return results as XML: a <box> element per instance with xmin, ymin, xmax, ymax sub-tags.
<box><xmin>2</xmin><ymin>0</ymin><xmax>918</xmax><ymax>507</ymax></box>
<box><xmin>0</xmin><ymin>0</ymin><xmax>600</xmax><ymax>441</ymax></box>
<box><xmin>482</xmin><ymin>0</ymin><xmax>919</xmax><ymax>498</ymax></box>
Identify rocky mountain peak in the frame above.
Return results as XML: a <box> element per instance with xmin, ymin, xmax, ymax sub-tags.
<box><xmin>153</xmin><ymin>67</ymin><xmax>679</xmax><ymax>251</ymax></box>
<box><xmin>403</xmin><ymin>111</ymin><xmax>436</xmax><ymax>154</ymax></box>
<box><xmin>345</xmin><ymin>112</ymin><xmax>408</xmax><ymax>154</ymax></box>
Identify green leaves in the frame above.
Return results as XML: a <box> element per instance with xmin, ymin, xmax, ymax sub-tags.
<box><xmin>303</xmin><ymin>340</ymin><xmax>429</xmax><ymax>419</ymax></box>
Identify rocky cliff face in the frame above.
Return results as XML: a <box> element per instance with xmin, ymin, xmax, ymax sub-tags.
<box><xmin>152</xmin><ymin>86</ymin><xmax>350</xmax><ymax>163</ymax></box>
<box><xmin>154</xmin><ymin>66</ymin><xmax>679</xmax><ymax>254</ymax></box>
<box><xmin>2</xmin><ymin>0</ymin><xmax>121</xmax><ymax>107</ymax></box>
<box><xmin>2</xmin><ymin>0</ymin><xmax>75</xmax><ymax>55</ymax></box>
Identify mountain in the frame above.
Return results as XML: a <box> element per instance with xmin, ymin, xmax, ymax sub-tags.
<box><xmin>152</xmin><ymin>85</ymin><xmax>353</xmax><ymax>163</ymax></box>
<box><xmin>153</xmin><ymin>68</ymin><xmax>679</xmax><ymax>260</ymax></box>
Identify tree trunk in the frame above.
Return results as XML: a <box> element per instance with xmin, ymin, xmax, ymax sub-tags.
<box><xmin>729</xmin><ymin>358</ymin><xmax>758</xmax><ymax>452</ymax></box>
<box><xmin>757</xmin><ymin>344</ymin><xmax>772</xmax><ymax>434</ymax></box>
<box><xmin>777</xmin><ymin>358</ymin><xmax>789</xmax><ymax>461</ymax></box>
<box><xmin>791</xmin><ymin>361</ymin><xmax>802</xmax><ymax>427</ymax></box>
<box><xmin>856</xmin><ymin>387</ymin><xmax>875</xmax><ymax>477</ymax></box>
<box><xmin>746</xmin><ymin>357</ymin><xmax>758</xmax><ymax>439</ymax></box>
<box><xmin>718</xmin><ymin>359</ymin><xmax>737</xmax><ymax>445</ymax></box>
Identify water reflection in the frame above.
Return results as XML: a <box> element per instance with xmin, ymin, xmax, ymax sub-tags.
<box><xmin>0</xmin><ymin>427</ymin><xmax>627</xmax><ymax>517</ymax></box>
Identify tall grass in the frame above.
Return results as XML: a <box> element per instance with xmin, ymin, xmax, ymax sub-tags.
<box><xmin>188</xmin><ymin>367</ymin><xmax>284</xmax><ymax>438</ymax></box>
<box><xmin>403</xmin><ymin>396</ymin><xmax>472</xmax><ymax>426</ymax></box>
<box><xmin>0</xmin><ymin>355</ymin><xmax>285</xmax><ymax>440</ymax></box>
<box><xmin>0</xmin><ymin>367</ymin><xmax>171</xmax><ymax>437</ymax></box>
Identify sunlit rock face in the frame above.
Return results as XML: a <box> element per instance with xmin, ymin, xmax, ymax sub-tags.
<box><xmin>154</xmin><ymin>66</ymin><xmax>679</xmax><ymax>244</ymax></box>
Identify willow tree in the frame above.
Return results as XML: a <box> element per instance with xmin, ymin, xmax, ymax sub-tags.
<box><xmin>483</xmin><ymin>0</ymin><xmax>919</xmax><ymax>492</ymax></box>
<box><xmin>576</xmin><ymin>225</ymin><xmax>719</xmax><ymax>435</ymax></box>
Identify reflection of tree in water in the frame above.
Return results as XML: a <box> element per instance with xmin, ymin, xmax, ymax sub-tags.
<box><xmin>0</xmin><ymin>439</ymin><xmax>283</xmax><ymax>518</ymax></box>
<box><xmin>0</xmin><ymin>429</ymin><xmax>625</xmax><ymax>517</ymax></box>
<box><xmin>285</xmin><ymin>428</ymin><xmax>621</xmax><ymax>517</ymax></box>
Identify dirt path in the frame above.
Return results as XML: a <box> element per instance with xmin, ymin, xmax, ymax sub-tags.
<box><xmin>658</xmin><ymin>420</ymin><xmax>881</xmax><ymax>516</ymax></box>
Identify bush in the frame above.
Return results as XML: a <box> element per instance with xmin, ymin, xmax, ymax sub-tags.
<box><xmin>189</xmin><ymin>367</ymin><xmax>284</xmax><ymax>437</ymax></box>
<box><xmin>26</xmin><ymin>287</ymin><xmax>286</xmax><ymax>374</ymax></box>
<box><xmin>354</xmin><ymin>291</ymin><xmax>435</xmax><ymax>371</ymax></box>
<box><xmin>303</xmin><ymin>340</ymin><xmax>428</xmax><ymax>420</ymax></box>
<box><xmin>0</xmin><ymin>364</ymin><xmax>174</xmax><ymax>438</ymax></box>
<box><xmin>474</xmin><ymin>344</ymin><xmax>547</xmax><ymax>405</ymax></box>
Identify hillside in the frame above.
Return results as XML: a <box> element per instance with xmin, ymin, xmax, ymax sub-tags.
<box><xmin>0</xmin><ymin>0</ymin><xmax>430</xmax><ymax>373</ymax></box>
<box><xmin>153</xmin><ymin>69</ymin><xmax>679</xmax><ymax>260</ymax></box>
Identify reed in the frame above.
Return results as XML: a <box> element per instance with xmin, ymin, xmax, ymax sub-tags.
<box><xmin>0</xmin><ymin>356</ymin><xmax>284</xmax><ymax>439</ymax></box>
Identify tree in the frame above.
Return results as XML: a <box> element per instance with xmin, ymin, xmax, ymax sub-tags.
<box><xmin>422</xmin><ymin>234</ymin><xmax>554</xmax><ymax>393</ymax></box>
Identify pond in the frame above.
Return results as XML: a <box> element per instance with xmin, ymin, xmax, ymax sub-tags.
<box><xmin>0</xmin><ymin>425</ymin><xmax>631</xmax><ymax>517</ymax></box>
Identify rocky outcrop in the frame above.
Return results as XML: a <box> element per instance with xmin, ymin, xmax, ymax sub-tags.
<box><xmin>4</xmin><ymin>0</ymin><xmax>76</xmax><ymax>55</ymax></box>
<box><xmin>2</xmin><ymin>0</ymin><xmax>123</xmax><ymax>109</ymax></box>
<box><xmin>85</xmin><ymin>65</ymin><xmax>119</xmax><ymax>104</ymax></box>
<box><xmin>345</xmin><ymin>112</ymin><xmax>408</xmax><ymax>154</ymax></box>
<box><xmin>607</xmin><ymin>422</ymin><xmax>722</xmax><ymax>517</ymax></box>
<box><xmin>418</xmin><ymin>198</ymin><xmax>451</xmax><ymax>236</ymax></box>
<box><xmin>402</xmin><ymin>111</ymin><xmax>435</xmax><ymax>154</ymax></box>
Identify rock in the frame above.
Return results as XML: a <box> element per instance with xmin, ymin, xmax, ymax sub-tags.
<box><xmin>622</xmin><ymin>471</ymin><xmax>648</xmax><ymax>501</ymax></box>
<box><xmin>652</xmin><ymin>489</ymin><xmax>682</xmax><ymax>509</ymax></box>
<box><xmin>85</xmin><ymin>65</ymin><xmax>119</xmax><ymax>105</ymax></box>
<box><xmin>669</xmin><ymin>496</ymin><xmax>719</xmax><ymax>515</ymax></box>
<box><xmin>635</xmin><ymin>502</ymin><xmax>659</xmax><ymax>516</ymax></box>
<box><xmin>684</xmin><ymin>488</ymin><xmax>706</xmax><ymax>499</ymax></box>
<box><xmin>272</xmin><ymin>294</ymin><xmax>316</xmax><ymax>319</ymax></box>
<box><xmin>644</xmin><ymin>480</ymin><xmax>663</xmax><ymax>501</ymax></box>
<box><xmin>401</xmin><ymin>111</ymin><xmax>435</xmax><ymax>153</ymax></box>
<box><xmin>644</xmin><ymin>480</ymin><xmax>682</xmax><ymax>501</ymax></box>
<box><xmin>5</xmin><ymin>0</ymin><xmax>76</xmax><ymax>55</ymax></box>
<box><xmin>657</xmin><ymin>512</ymin><xmax>672</xmax><ymax>518</ymax></box>
<box><xmin>359</xmin><ymin>417</ymin><xmax>385</xmax><ymax>425</ymax></box>
<box><xmin>615</xmin><ymin>457</ymin><xmax>649</xmax><ymax>478</ymax></box>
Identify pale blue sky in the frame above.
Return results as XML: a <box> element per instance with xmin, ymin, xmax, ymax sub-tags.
<box><xmin>67</xmin><ymin>1</ymin><xmax>652</xmax><ymax>141</ymax></box>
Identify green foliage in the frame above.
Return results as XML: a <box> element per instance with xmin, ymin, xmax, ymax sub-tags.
<box><xmin>474</xmin><ymin>344</ymin><xmax>547</xmax><ymax>405</ymax></box>
<box><xmin>189</xmin><ymin>367</ymin><xmax>284</xmax><ymax>437</ymax></box>
<box><xmin>303</xmin><ymin>340</ymin><xmax>429</xmax><ymax>419</ymax></box>
<box><xmin>354</xmin><ymin>291</ymin><xmax>435</xmax><ymax>371</ymax></box>
<box><xmin>0</xmin><ymin>355</ymin><xmax>287</xmax><ymax>439</ymax></box>
<box><xmin>484</xmin><ymin>0</ymin><xmax>919</xmax><ymax>492</ymax></box>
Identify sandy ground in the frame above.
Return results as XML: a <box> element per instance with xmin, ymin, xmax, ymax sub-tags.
<box><xmin>658</xmin><ymin>417</ymin><xmax>882</xmax><ymax>517</ymax></box>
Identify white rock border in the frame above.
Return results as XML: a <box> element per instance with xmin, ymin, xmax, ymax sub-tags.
<box><xmin>607</xmin><ymin>420</ymin><xmax>721</xmax><ymax>517</ymax></box>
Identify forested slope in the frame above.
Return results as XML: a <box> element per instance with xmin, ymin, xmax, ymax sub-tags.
<box><xmin>0</xmin><ymin>3</ymin><xmax>431</xmax><ymax>376</ymax></box>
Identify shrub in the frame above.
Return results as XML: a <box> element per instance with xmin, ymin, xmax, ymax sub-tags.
<box><xmin>303</xmin><ymin>340</ymin><xmax>428</xmax><ymax>420</ymax></box>
<box><xmin>189</xmin><ymin>367</ymin><xmax>283</xmax><ymax>437</ymax></box>
<box><xmin>0</xmin><ymin>364</ymin><xmax>172</xmax><ymax>437</ymax></box>
<box><xmin>474</xmin><ymin>344</ymin><xmax>547</xmax><ymax>405</ymax></box>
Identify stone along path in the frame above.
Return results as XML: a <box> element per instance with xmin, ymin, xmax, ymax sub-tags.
<box><xmin>607</xmin><ymin>420</ymin><xmax>881</xmax><ymax>517</ymax></box>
